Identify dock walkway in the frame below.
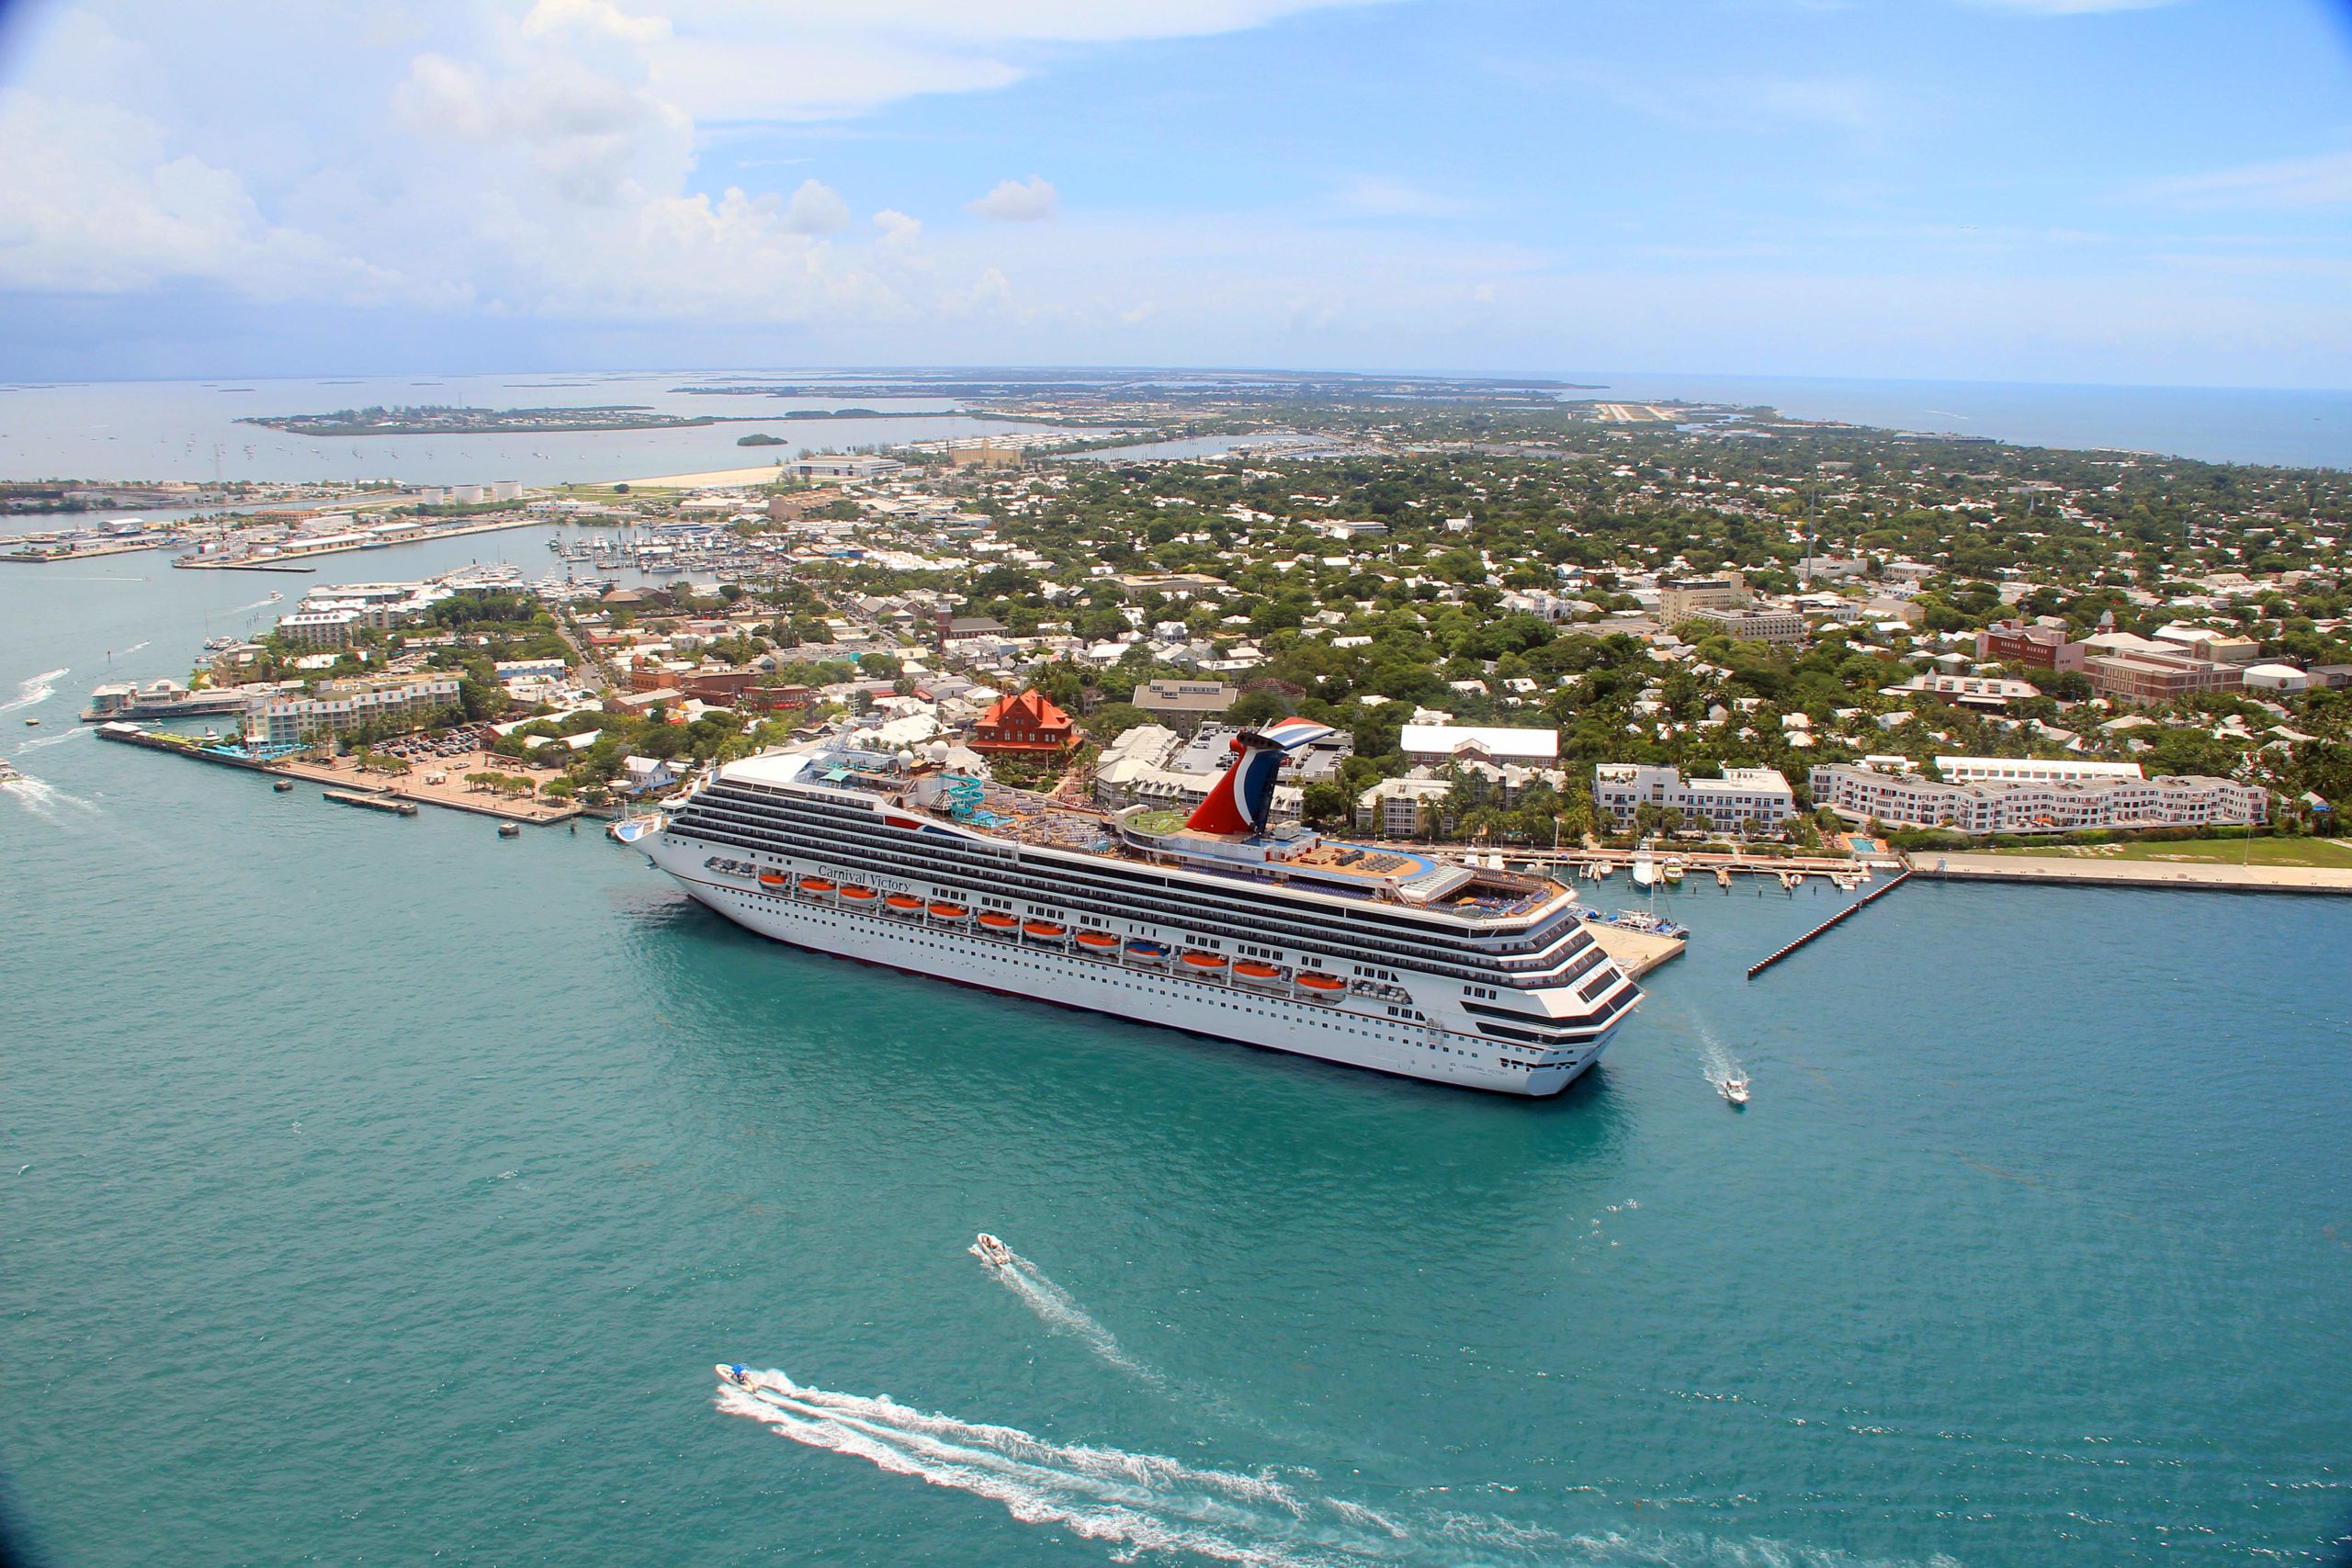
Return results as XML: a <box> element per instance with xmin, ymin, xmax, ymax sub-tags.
<box><xmin>1915</xmin><ymin>852</ymin><xmax>2352</xmax><ymax>897</ymax></box>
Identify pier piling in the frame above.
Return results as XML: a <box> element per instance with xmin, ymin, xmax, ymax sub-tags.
<box><xmin>1746</xmin><ymin>871</ymin><xmax>1911</xmax><ymax>980</ymax></box>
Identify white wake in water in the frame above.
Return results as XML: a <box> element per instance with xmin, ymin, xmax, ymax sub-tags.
<box><xmin>0</xmin><ymin>667</ymin><xmax>67</xmax><ymax>715</ymax></box>
<box><xmin>719</xmin><ymin>1369</ymin><xmax>1408</xmax><ymax>1568</ymax></box>
<box><xmin>18</xmin><ymin>726</ymin><xmax>85</xmax><ymax>750</ymax></box>
<box><xmin>1692</xmin><ymin>1020</ymin><xmax>1746</xmax><ymax>1093</ymax></box>
<box><xmin>230</xmin><ymin>595</ymin><xmax>277</xmax><ymax>613</ymax></box>
<box><xmin>3</xmin><ymin>775</ymin><xmax>100</xmax><ymax>818</ymax></box>
<box><xmin>978</xmin><ymin>1242</ymin><xmax>1166</xmax><ymax>1388</ymax></box>
<box><xmin>714</xmin><ymin>1370</ymin><xmax>1963</xmax><ymax>1568</ymax></box>
<box><xmin>115</xmin><ymin>639</ymin><xmax>151</xmax><ymax>656</ymax></box>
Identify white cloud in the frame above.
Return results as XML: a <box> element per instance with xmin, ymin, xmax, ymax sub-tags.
<box><xmin>967</xmin><ymin>175</ymin><xmax>1058</xmax><ymax>221</ymax></box>
<box><xmin>521</xmin><ymin>0</ymin><xmax>673</xmax><ymax>44</ymax></box>
<box><xmin>873</xmin><ymin>208</ymin><xmax>923</xmax><ymax>243</ymax></box>
<box><xmin>783</xmin><ymin>177</ymin><xmax>851</xmax><ymax>232</ymax></box>
<box><xmin>1328</xmin><ymin>176</ymin><xmax>1466</xmax><ymax>219</ymax></box>
<box><xmin>2134</xmin><ymin>150</ymin><xmax>2352</xmax><ymax>210</ymax></box>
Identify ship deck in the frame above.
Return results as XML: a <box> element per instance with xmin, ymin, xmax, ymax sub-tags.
<box><xmin>752</xmin><ymin>751</ymin><xmax>1567</xmax><ymax>923</ymax></box>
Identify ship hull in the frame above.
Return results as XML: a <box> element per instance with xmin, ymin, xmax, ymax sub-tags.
<box><xmin>653</xmin><ymin>860</ymin><xmax>1614</xmax><ymax>1097</ymax></box>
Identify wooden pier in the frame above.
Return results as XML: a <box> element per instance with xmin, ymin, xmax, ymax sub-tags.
<box><xmin>323</xmin><ymin>789</ymin><xmax>417</xmax><ymax>816</ymax></box>
<box><xmin>1746</xmin><ymin>870</ymin><xmax>1912</xmax><ymax>980</ymax></box>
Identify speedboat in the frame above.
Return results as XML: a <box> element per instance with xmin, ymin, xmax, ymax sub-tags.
<box><xmin>970</xmin><ymin>1233</ymin><xmax>1013</xmax><ymax>1269</ymax></box>
<box><xmin>1721</xmin><ymin>1074</ymin><xmax>1751</xmax><ymax>1108</ymax></box>
<box><xmin>716</xmin><ymin>1362</ymin><xmax>756</xmax><ymax>1390</ymax></box>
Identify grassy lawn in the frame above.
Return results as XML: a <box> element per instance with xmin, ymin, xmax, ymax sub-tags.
<box><xmin>1989</xmin><ymin>836</ymin><xmax>2352</xmax><ymax>868</ymax></box>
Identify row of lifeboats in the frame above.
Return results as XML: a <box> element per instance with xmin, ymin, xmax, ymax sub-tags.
<box><xmin>750</xmin><ymin>864</ymin><xmax>1348</xmax><ymax>1000</ymax></box>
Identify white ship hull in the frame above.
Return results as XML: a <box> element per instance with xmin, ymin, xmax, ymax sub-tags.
<box><xmin>651</xmin><ymin>857</ymin><xmax>1613</xmax><ymax>1097</ymax></box>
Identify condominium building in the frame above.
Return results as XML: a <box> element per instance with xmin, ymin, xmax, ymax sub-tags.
<box><xmin>1401</xmin><ymin>723</ymin><xmax>1559</xmax><ymax>768</ymax></box>
<box><xmin>1353</xmin><ymin>759</ymin><xmax>1566</xmax><ymax>836</ymax></box>
<box><xmin>1809</xmin><ymin>761</ymin><xmax>2266</xmax><ymax>834</ymax></box>
<box><xmin>2085</xmin><ymin>649</ymin><xmax>2245</xmax><ymax>705</ymax></box>
<box><xmin>1591</xmin><ymin>763</ymin><xmax>1796</xmax><ymax>831</ymax></box>
<box><xmin>1933</xmin><ymin>756</ymin><xmax>2145</xmax><ymax>786</ymax></box>
<box><xmin>1687</xmin><ymin>606</ymin><xmax>1807</xmax><ymax>645</ymax></box>
<box><xmin>1657</xmin><ymin>573</ymin><xmax>1747</xmax><ymax>620</ymax></box>
<box><xmin>275</xmin><ymin>609</ymin><xmax>361</xmax><ymax>649</ymax></box>
<box><xmin>243</xmin><ymin>674</ymin><xmax>462</xmax><ymax>745</ymax></box>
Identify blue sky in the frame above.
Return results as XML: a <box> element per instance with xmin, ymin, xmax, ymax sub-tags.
<box><xmin>0</xmin><ymin>0</ymin><xmax>2347</xmax><ymax>384</ymax></box>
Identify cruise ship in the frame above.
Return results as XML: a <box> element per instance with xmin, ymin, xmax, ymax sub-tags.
<box><xmin>642</xmin><ymin>718</ymin><xmax>1641</xmax><ymax>1095</ymax></box>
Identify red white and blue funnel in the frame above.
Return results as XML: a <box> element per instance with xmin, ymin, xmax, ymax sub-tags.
<box><xmin>1184</xmin><ymin>718</ymin><xmax>1333</xmax><ymax>836</ymax></box>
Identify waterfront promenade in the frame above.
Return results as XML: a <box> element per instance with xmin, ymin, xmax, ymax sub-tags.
<box><xmin>1917</xmin><ymin>852</ymin><xmax>2352</xmax><ymax>896</ymax></box>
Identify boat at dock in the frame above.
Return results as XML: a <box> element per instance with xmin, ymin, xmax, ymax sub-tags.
<box><xmin>1583</xmin><ymin>907</ymin><xmax>1690</xmax><ymax>940</ymax></box>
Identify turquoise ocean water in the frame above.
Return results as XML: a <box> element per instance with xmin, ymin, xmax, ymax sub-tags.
<box><xmin>4</xmin><ymin>534</ymin><xmax>2349</xmax><ymax>1566</ymax></box>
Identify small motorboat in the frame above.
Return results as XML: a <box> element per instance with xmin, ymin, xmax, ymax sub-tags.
<box><xmin>22</xmin><ymin>717</ymin><xmax>38</xmax><ymax>727</ymax></box>
<box><xmin>273</xmin><ymin>778</ymin><xmax>294</xmax><ymax>792</ymax></box>
<box><xmin>970</xmin><ymin>1233</ymin><xmax>1014</xmax><ymax>1269</ymax></box>
<box><xmin>715</xmin><ymin>1363</ymin><xmax>756</xmax><ymax>1390</ymax></box>
<box><xmin>1721</xmin><ymin>1074</ymin><xmax>1751</xmax><ymax>1108</ymax></box>
<box><xmin>498</xmin><ymin>822</ymin><xmax>520</xmax><ymax>838</ymax></box>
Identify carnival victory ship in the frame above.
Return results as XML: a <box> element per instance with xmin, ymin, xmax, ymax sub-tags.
<box><xmin>644</xmin><ymin>718</ymin><xmax>1641</xmax><ymax>1095</ymax></box>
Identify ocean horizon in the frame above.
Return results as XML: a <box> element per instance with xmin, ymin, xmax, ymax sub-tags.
<box><xmin>3</xmin><ymin>370</ymin><xmax>2347</xmax><ymax>486</ymax></box>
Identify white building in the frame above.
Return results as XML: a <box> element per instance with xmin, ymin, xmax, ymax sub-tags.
<box><xmin>243</xmin><ymin>674</ymin><xmax>461</xmax><ymax>745</ymax></box>
<box><xmin>276</xmin><ymin>609</ymin><xmax>361</xmax><ymax>649</ymax></box>
<box><xmin>2242</xmin><ymin>663</ymin><xmax>2312</xmax><ymax>694</ymax></box>
<box><xmin>789</xmin><ymin>456</ymin><xmax>906</xmax><ymax>481</ymax></box>
<box><xmin>1590</xmin><ymin>763</ymin><xmax>1796</xmax><ymax>832</ymax></box>
<box><xmin>1810</xmin><ymin>761</ymin><xmax>2266</xmax><ymax>834</ymax></box>
<box><xmin>1934</xmin><ymin>756</ymin><xmax>2143</xmax><ymax>786</ymax></box>
<box><xmin>1688</xmin><ymin>606</ymin><xmax>1807</xmax><ymax>645</ymax></box>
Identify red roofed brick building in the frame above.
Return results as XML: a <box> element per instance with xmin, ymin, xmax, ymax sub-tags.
<box><xmin>971</xmin><ymin>688</ymin><xmax>1076</xmax><ymax>755</ymax></box>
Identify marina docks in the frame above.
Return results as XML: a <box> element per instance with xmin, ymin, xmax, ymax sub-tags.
<box><xmin>1582</xmin><ymin>920</ymin><xmax>1684</xmax><ymax>979</ymax></box>
<box><xmin>1458</xmin><ymin>844</ymin><xmax>1896</xmax><ymax>894</ymax></box>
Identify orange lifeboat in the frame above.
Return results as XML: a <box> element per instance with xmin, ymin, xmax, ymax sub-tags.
<box><xmin>1295</xmin><ymin>971</ymin><xmax>1344</xmax><ymax>996</ymax></box>
<box><xmin>1022</xmin><ymin>920</ymin><xmax>1068</xmax><ymax>941</ymax></box>
<box><xmin>885</xmin><ymin>893</ymin><xmax>925</xmax><ymax>912</ymax></box>
<box><xmin>978</xmin><ymin>911</ymin><xmax>1018</xmax><ymax>931</ymax></box>
<box><xmin>928</xmin><ymin>902</ymin><xmax>969</xmax><ymax>921</ymax></box>
<box><xmin>838</xmin><ymin>885</ymin><xmax>878</xmax><ymax>903</ymax></box>
<box><xmin>757</xmin><ymin>871</ymin><xmax>787</xmax><ymax>888</ymax></box>
<box><xmin>1074</xmin><ymin>931</ymin><xmax>1121</xmax><ymax>952</ymax></box>
<box><xmin>1234</xmin><ymin>961</ymin><xmax>1283</xmax><ymax>982</ymax></box>
<box><xmin>1181</xmin><ymin>951</ymin><xmax>1229</xmax><ymax>971</ymax></box>
<box><xmin>798</xmin><ymin>876</ymin><xmax>836</xmax><ymax>895</ymax></box>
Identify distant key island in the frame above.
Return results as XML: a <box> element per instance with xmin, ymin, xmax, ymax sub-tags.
<box><xmin>240</xmin><ymin>404</ymin><xmax>723</xmax><ymax>436</ymax></box>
